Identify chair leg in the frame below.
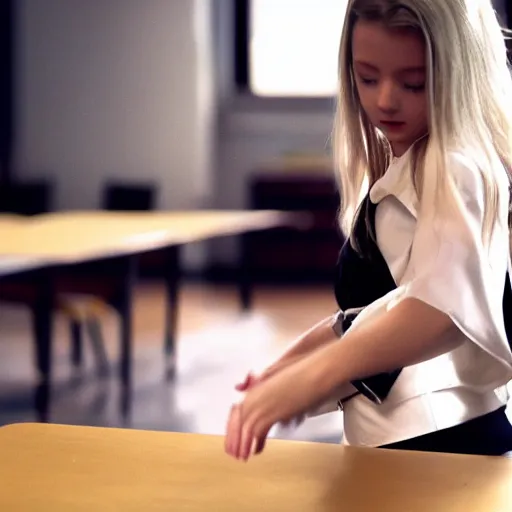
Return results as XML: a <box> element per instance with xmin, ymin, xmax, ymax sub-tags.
<box><xmin>85</xmin><ymin>316</ymin><xmax>110</xmax><ymax>377</ymax></box>
<box><xmin>70</xmin><ymin>319</ymin><xmax>83</xmax><ymax>368</ymax></box>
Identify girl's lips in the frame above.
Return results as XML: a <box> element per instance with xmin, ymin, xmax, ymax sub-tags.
<box><xmin>380</xmin><ymin>120</ymin><xmax>406</xmax><ymax>130</ymax></box>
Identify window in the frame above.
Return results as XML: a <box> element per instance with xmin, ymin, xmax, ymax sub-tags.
<box><xmin>238</xmin><ymin>0</ymin><xmax>347</xmax><ymax>97</ymax></box>
<box><xmin>236</xmin><ymin>1</ymin><xmax>510</xmax><ymax>97</ymax></box>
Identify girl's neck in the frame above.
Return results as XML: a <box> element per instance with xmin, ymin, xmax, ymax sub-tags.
<box><xmin>391</xmin><ymin>144</ymin><xmax>409</xmax><ymax>158</ymax></box>
<box><xmin>391</xmin><ymin>143</ymin><xmax>413</xmax><ymax>160</ymax></box>
<box><xmin>390</xmin><ymin>133</ymin><xmax>429</xmax><ymax>159</ymax></box>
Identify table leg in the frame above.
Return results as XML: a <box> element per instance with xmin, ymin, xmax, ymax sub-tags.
<box><xmin>164</xmin><ymin>245</ymin><xmax>181</xmax><ymax>379</ymax></box>
<box><xmin>31</xmin><ymin>274</ymin><xmax>54</xmax><ymax>423</ymax></box>
<box><xmin>116</xmin><ymin>255</ymin><xmax>137</xmax><ymax>422</ymax></box>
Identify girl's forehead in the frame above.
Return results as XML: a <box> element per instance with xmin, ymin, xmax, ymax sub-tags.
<box><xmin>352</xmin><ymin>20</ymin><xmax>426</xmax><ymax>69</ymax></box>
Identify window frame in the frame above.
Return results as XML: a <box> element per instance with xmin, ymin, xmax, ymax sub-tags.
<box><xmin>233</xmin><ymin>0</ymin><xmax>250</xmax><ymax>93</ymax></box>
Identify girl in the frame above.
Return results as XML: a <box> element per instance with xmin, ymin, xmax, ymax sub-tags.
<box><xmin>225</xmin><ymin>0</ymin><xmax>512</xmax><ymax>459</ymax></box>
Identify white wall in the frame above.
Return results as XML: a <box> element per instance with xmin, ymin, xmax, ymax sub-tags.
<box><xmin>14</xmin><ymin>0</ymin><xmax>215</xmax><ymax>212</ymax></box>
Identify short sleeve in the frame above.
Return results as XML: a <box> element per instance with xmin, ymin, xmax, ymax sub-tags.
<box><xmin>393</xmin><ymin>153</ymin><xmax>512</xmax><ymax>368</ymax></box>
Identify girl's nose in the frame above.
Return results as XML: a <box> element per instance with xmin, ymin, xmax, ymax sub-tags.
<box><xmin>377</xmin><ymin>80</ymin><xmax>400</xmax><ymax>113</ymax></box>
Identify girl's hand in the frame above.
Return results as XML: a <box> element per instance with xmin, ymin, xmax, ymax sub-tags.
<box><xmin>225</xmin><ymin>356</ymin><xmax>325</xmax><ymax>461</ymax></box>
<box><xmin>234</xmin><ymin>372</ymin><xmax>260</xmax><ymax>392</ymax></box>
<box><xmin>234</xmin><ymin>354</ymin><xmax>306</xmax><ymax>392</ymax></box>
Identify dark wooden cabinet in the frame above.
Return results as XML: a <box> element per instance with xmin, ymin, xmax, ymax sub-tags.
<box><xmin>247</xmin><ymin>171</ymin><xmax>345</xmax><ymax>283</ymax></box>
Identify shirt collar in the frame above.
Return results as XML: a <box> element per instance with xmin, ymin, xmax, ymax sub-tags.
<box><xmin>369</xmin><ymin>149</ymin><xmax>418</xmax><ymax>218</ymax></box>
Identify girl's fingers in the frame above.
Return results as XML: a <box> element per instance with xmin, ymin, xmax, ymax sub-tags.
<box><xmin>224</xmin><ymin>408</ymin><xmax>232</xmax><ymax>453</ymax></box>
<box><xmin>242</xmin><ymin>419</ymin><xmax>272</xmax><ymax>461</ymax></box>
<box><xmin>235</xmin><ymin>374</ymin><xmax>250</xmax><ymax>391</ymax></box>
<box><xmin>224</xmin><ymin>405</ymin><xmax>235</xmax><ymax>455</ymax></box>
<box><xmin>240</xmin><ymin>421</ymin><xmax>255</xmax><ymax>461</ymax></box>
<box><xmin>225</xmin><ymin>404</ymin><xmax>243</xmax><ymax>458</ymax></box>
<box><xmin>254</xmin><ymin>430</ymin><xmax>269</xmax><ymax>455</ymax></box>
<box><xmin>235</xmin><ymin>373</ymin><xmax>259</xmax><ymax>392</ymax></box>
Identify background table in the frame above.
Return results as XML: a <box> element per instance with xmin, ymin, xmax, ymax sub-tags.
<box><xmin>0</xmin><ymin>210</ymin><xmax>299</xmax><ymax>261</ymax></box>
<box><xmin>0</xmin><ymin>209</ymin><xmax>305</xmax><ymax>420</ymax></box>
<box><xmin>1</xmin><ymin>422</ymin><xmax>512</xmax><ymax>511</ymax></box>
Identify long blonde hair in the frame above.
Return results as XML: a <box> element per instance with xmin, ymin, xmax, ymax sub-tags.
<box><xmin>333</xmin><ymin>0</ymin><xmax>512</xmax><ymax>244</ymax></box>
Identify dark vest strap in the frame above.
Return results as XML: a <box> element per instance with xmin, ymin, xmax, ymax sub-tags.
<box><xmin>334</xmin><ymin>195</ymin><xmax>401</xmax><ymax>404</ymax></box>
<box><xmin>335</xmin><ymin>196</ymin><xmax>396</xmax><ymax>310</ymax></box>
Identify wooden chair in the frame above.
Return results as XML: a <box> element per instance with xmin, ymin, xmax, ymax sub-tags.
<box><xmin>102</xmin><ymin>182</ymin><xmax>155</xmax><ymax>211</ymax></box>
<box><xmin>0</xmin><ymin>180</ymin><xmax>51</xmax><ymax>216</ymax></box>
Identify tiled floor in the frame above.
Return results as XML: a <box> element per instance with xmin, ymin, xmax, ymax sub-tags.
<box><xmin>0</xmin><ymin>282</ymin><xmax>343</xmax><ymax>443</ymax></box>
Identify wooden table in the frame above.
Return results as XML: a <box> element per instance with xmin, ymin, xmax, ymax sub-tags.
<box><xmin>0</xmin><ymin>210</ymin><xmax>298</xmax><ymax>261</ymax></box>
<box><xmin>0</xmin><ymin>210</ymin><xmax>304</xmax><ymax>421</ymax></box>
<box><xmin>1</xmin><ymin>422</ymin><xmax>512</xmax><ymax>511</ymax></box>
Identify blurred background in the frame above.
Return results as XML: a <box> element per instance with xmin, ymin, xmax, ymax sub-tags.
<box><xmin>0</xmin><ymin>0</ymin><xmax>510</xmax><ymax>444</ymax></box>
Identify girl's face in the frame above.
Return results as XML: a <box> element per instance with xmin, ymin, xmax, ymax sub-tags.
<box><xmin>352</xmin><ymin>20</ymin><xmax>429</xmax><ymax>157</ymax></box>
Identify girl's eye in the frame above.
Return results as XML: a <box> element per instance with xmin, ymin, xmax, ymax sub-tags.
<box><xmin>404</xmin><ymin>83</ymin><xmax>425</xmax><ymax>92</ymax></box>
<box><xmin>357</xmin><ymin>75</ymin><xmax>425</xmax><ymax>92</ymax></box>
<box><xmin>360</xmin><ymin>77</ymin><xmax>377</xmax><ymax>85</ymax></box>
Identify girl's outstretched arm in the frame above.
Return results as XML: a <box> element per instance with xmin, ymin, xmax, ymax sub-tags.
<box><xmin>225</xmin><ymin>296</ymin><xmax>459</xmax><ymax>461</ymax></box>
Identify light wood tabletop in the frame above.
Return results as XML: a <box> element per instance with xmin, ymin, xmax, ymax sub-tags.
<box><xmin>0</xmin><ymin>209</ymin><xmax>302</xmax><ymax>263</ymax></box>
<box><xmin>0</xmin><ymin>256</ymin><xmax>49</xmax><ymax>277</ymax></box>
<box><xmin>0</xmin><ymin>423</ymin><xmax>512</xmax><ymax>511</ymax></box>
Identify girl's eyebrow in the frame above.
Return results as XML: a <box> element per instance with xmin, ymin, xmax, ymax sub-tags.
<box><xmin>354</xmin><ymin>60</ymin><xmax>426</xmax><ymax>73</ymax></box>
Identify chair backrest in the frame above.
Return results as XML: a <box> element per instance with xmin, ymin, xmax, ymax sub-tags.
<box><xmin>102</xmin><ymin>182</ymin><xmax>156</xmax><ymax>211</ymax></box>
<box><xmin>0</xmin><ymin>180</ymin><xmax>53</xmax><ymax>215</ymax></box>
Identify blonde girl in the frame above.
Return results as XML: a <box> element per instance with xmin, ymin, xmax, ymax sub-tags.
<box><xmin>225</xmin><ymin>0</ymin><xmax>512</xmax><ymax>459</ymax></box>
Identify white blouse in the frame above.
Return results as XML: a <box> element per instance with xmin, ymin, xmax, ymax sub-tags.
<box><xmin>341</xmin><ymin>147</ymin><xmax>512</xmax><ymax>448</ymax></box>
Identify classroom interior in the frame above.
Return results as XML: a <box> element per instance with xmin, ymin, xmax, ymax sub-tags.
<box><xmin>0</xmin><ymin>0</ymin><xmax>511</xmax><ymax>448</ymax></box>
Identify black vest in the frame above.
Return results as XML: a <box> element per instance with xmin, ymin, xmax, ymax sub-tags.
<box><xmin>334</xmin><ymin>194</ymin><xmax>400</xmax><ymax>404</ymax></box>
<box><xmin>335</xmin><ymin>194</ymin><xmax>512</xmax><ymax>405</ymax></box>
